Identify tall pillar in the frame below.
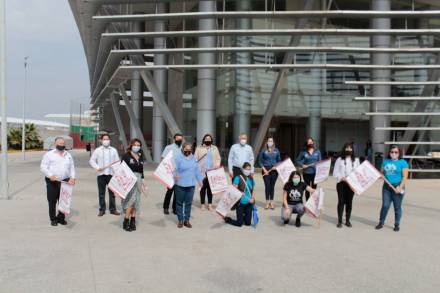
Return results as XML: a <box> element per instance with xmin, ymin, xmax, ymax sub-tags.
<box><xmin>130</xmin><ymin>20</ymin><xmax>143</xmax><ymax>139</ymax></box>
<box><xmin>152</xmin><ymin>3</ymin><xmax>168</xmax><ymax>162</ymax></box>
<box><xmin>197</xmin><ymin>0</ymin><xmax>216</xmax><ymax>144</ymax></box>
<box><xmin>370</xmin><ymin>0</ymin><xmax>391</xmax><ymax>155</ymax></box>
<box><xmin>233</xmin><ymin>0</ymin><xmax>252</xmax><ymax>140</ymax></box>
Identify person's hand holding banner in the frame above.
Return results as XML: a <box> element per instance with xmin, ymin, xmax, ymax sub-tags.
<box><xmin>108</xmin><ymin>161</ymin><xmax>138</xmax><ymax>199</ymax></box>
<box><xmin>345</xmin><ymin>161</ymin><xmax>383</xmax><ymax>195</ymax></box>
<box><xmin>207</xmin><ymin>167</ymin><xmax>228</xmax><ymax>194</ymax></box>
<box><xmin>153</xmin><ymin>151</ymin><xmax>175</xmax><ymax>189</ymax></box>
<box><xmin>275</xmin><ymin>158</ymin><xmax>296</xmax><ymax>184</ymax></box>
<box><xmin>314</xmin><ymin>159</ymin><xmax>331</xmax><ymax>184</ymax></box>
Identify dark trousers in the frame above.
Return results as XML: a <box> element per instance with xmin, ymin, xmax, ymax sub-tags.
<box><xmin>336</xmin><ymin>181</ymin><xmax>355</xmax><ymax>223</ymax></box>
<box><xmin>263</xmin><ymin>169</ymin><xmax>278</xmax><ymax>201</ymax></box>
<box><xmin>227</xmin><ymin>203</ymin><xmax>253</xmax><ymax>227</ymax></box>
<box><xmin>200</xmin><ymin>177</ymin><xmax>213</xmax><ymax>205</ymax></box>
<box><xmin>163</xmin><ymin>186</ymin><xmax>176</xmax><ymax>212</ymax></box>
<box><xmin>303</xmin><ymin>173</ymin><xmax>317</xmax><ymax>201</ymax></box>
<box><xmin>45</xmin><ymin>178</ymin><xmax>67</xmax><ymax>221</ymax></box>
<box><xmin>97</xmin><ymin>175</ymin><xmax>116</xmax><ymax>212</ymax></box>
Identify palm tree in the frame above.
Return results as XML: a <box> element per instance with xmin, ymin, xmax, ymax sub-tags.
<box><xmin>7</xmin><ymin>123</ymin><xmax>43</xmax><ymax>150</ymax></box>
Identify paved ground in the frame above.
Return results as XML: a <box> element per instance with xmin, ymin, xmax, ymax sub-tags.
<box><xmin>0</xmin><ymin>150</ymin><xmax>439</xmax><ymax>293</ymax></box>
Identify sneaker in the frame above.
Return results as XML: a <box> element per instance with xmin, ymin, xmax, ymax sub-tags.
<box><xmin>337</xmin><ymin>222</ymin><xmax>343</xmax><ymax>228</ymax></box>
<box><xmin>51</xmin><ymin>220</ymin><xmax>58</xmax><ymax>226</ymax></box>
<box><xmin>345</xmin><ymin>221</ymin><xmax>352</xmax><ymax>228</ymax></box>
<box><xmin>295</xmin><ymin>217</ymin><xmax>301</xmax><ymax>227</ymax></box>
<box><xmin>375</xmin><ymin>224</ymin><xmax>384</xmax><ymax>230</ymax></box>
<box><xmin>393</xmin><ymin>224</ymin><xmax>400</xmax><ymax>232</ymax></box>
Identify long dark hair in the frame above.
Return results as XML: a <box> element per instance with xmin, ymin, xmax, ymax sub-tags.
<box><xmin>303</xmin><ymin>137</ymin><xmax>315</xmax><ymax>150</ymax></box>
<box><xmin>387</xmin><ymin>145</ymin><xmax>403</xmax><ymax>160</ymax></box>
<box><xmin>201</xmin><ymin>133</ymin><xmax>214</xmax><ymax>146</ymax></box>
<box><xmin>127</xmin><ymin>138</ymin><xmax>143</xmax><ymax>156</ymax></box>
<box><xmin>286</xmin><ymin>171</ymin><xmax>302</xmax><ymax>186</ymax></box>
<box><xmin>236</xmin><ymin>162</ymin><xmax>253</xmax><ymax>192</ymax></box>
<box><xmin>340</xmin><ymin>142</ymin><xmax>356</xmax><ymax>161</ymax></box>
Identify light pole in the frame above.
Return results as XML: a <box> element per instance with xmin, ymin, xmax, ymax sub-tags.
<box><xmin>22</xmin><ymin>56</ymin><xmax>29</xmax><ymax>160</ymax></box>
<box><xmin>0</xmin><ymin>0</ymin><xmax>8</xmax><ymax>199</ymax></box>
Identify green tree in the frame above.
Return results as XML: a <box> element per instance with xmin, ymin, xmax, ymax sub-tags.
<box><xmin>7</xmin><ymin>124</ymin><xmax>43</xmax><ymax>150</ymax></box>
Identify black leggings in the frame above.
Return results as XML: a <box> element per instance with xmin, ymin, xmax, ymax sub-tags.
<box><xmin>302</xmin><ymin>173</ymin><xmax>317</xmax><ymax>201</ymax></box>
<box><xmin>336</xmin><ymin>181</ymin><xmax>355</xmax><ymax>223</ymax></box>
<box><xmin>263</xmin><ymin>170</ymin><xmax>278</xmax><ymax>201</ymax></box>
<box><xmin>200</xmin><ymin>177</ymin><xmax>213</xmax><ymax>204</ymax></box>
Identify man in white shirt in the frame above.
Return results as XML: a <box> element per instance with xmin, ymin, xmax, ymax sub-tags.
<box><xmin>40</xmin><ymin>137</ymin><xmax>76</xmax><ymax>226</ymax></box>
<box><xmin>228</xmin><ymin>133</ymin><xmax>255</xmax><ymax>178</ymax></box>
<box><xmin>89</xmin><ymin>134</ymin><xmax>121</xmax><ymax>217</ymax></box>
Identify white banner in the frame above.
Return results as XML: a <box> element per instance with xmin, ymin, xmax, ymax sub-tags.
<box><xmin>108</xmin><ymin>161</ymin><xmax>138</xmax><ymax>199</ymax></box>
<box><xmin>275</xmin><ymin>158</ymin><xmax>296</xmax><ymax>184</ymax></box>
<box><xmin>345</xmin><ymin>160</ymin><xmax>382</xmax><ymax>195</ymax></box>
<box><xmin>215</xmin><ymin>185</ymin><xmax>243</xmax><ymax>217</ymax></box>
<box><xmin>153</xmin><ymin>151</ymin><xmax>175</xmax><ymax>189</ymax></box>
<box><xmin>198</xmin><ymin>154</ymin><xmax>207</xmax><ymax>175</ymax></box>
<box><xmin>305</xmin><ymin>188</ymin><xmax>325</xmax><ymax>218</ymax></box>
<box><xmin>207</xmin><ymin>167</ymin><xmax>228</xmax><ymax>194</ymax></box>
<box><xmin>58</xmin><ymin>182</ymin><xmax>73</xmax><ymax>215</ymax></box>
<box><xmin>314</xmin><ymin>159</ymin><xmax>332</xmax><ymax>184</ymax></box>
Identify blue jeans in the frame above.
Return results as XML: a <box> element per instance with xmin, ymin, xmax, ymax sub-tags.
<box><xmin>175</xmin><ymin>185</ymin><xmax>195</xmax><ymax>222</ymax></box>
<box><xmin>379</xmin><ymin>184</ymin><xmax>404</xmax><ymax>226</ymax></box>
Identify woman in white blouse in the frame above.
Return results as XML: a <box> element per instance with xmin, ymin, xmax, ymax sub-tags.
<box><xmin>333</xmin><ymin>142</ymin><xmax>360</xmax><ymax>228</ymax></box>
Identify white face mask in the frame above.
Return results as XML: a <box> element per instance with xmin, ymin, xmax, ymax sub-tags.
<box><xmin>102</xmin><ymin>140</ymin><xmax>110</xmax><ymax>147</ymax></box>
<box><xmin>267</xmin><ymin>142</ymin><xmax>274</xmax><ymax>148</ymax></box>
<box><xmin>243</xmin><ymin>169</ymin><xmax>251</xmax><ymax>176</ymax></box>
<box><xmin>240</xmin><ymin>139</ymin><xmax>247</xmax><ymax>146</ymax></box>
<box><xmin>390</xmin><ymin>153</ymin><xmax>399</xmax><ymax>160</ymax></box>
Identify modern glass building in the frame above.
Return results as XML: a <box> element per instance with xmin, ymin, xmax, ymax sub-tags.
<box><xmin>69</xmin><ymin>0</ymin><xmax>440</xmax><ymax>174</ymax></box>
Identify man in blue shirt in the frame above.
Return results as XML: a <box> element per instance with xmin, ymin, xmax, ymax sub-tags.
<box><xmin>161</xmin><ymin>133</ymin><xmax>183</xmax><ymax>215</ymax></box>
<box><xmin>228</xmin><ymin>133</ymin><xmax>255</xmax><ymax>178</ymax></box>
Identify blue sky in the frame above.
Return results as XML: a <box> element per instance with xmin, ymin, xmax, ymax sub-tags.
<box><xmin>6</xmin><ymin>0</ymin><xmax>90</xmax><ymax>121</ymax></box>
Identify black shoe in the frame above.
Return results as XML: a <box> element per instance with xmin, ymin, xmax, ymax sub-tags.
<box><xmin>57</xmin><ymin>219</ymin><xmax>67</xmax><ymax>225</ymax></box>
<box><xmin>98</xmin><ymin>211</ymin><xmax>105</xmax><ymax>217</ymax></box>
<box><xmin>283</xmin><ymin>219</ymin><xmax>289</xmax><ymax>225</ymax></box>
<box><xmin>224</xmin><ymin>217</ymin><xmax>232</xmax><ymax>223</ymax></box>
<box><xmin>295</xmin><ymin>217</ymin><xmax>301</xmax><ymax>228</ymax></box>
<box><xmin>375</xmin><ymin>223</ymin><xmax>384</xmax><ymax>230</ymax></box>
<box><xmin>164</xmin><ymin>209</ymin><xmax>169</xmax><ymax>215</ymax></box>
<box><xmin>51</xmin><ymin>220</ymin><xmax>58</xmax><ymax>226</ymax></box>
<box><xmin>337</xmin><ymin>222</ymin><xmax>343</xmax><ymax>228</ymax></box>
<box><xmin>345</xmin><ymin>221</ymin><xmax>352</xmax><ymax>228</ymax></box>
<box><xmin>123</xmin><ymin>218</ymin><xmax>132</xmax><ymax>232</ymax></box>
<box><xmin>130</xmin><ymin>217</ymin><xmax>136</xmax><ymax>231</ymax></box>
<box><xmin>172</xmin><ymin>210</ymin><xmax>177</xmax><ymax>215</ymax></box>
<box><xmin>393</xmin><ymin>224</ymin><xmax>400</xmax><ymax>232</ymax></box>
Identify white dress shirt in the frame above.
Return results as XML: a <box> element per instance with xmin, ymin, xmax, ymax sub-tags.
<box><xmin>89</xmin><ymin>145</ymin><xmax>120</xmax><ymax>176</ymax></box>
<box><xmin>228</xmin><ymin>143</ymin><xmax>255</xmax><ymax>173</ymax></box>
<box><xmin>333</xmin><ymin>157</ymin><xmax>360</xmax><ymax>183</ymax></box>
<box><xmin>40</xmin><ymin>149</ymin><xmax>76</xmax><ymax>181</ymax></box>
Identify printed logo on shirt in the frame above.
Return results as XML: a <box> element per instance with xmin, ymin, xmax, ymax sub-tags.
<box><xmin>384</xmin><ymin>163</ymin><xmax>397</xmax><ymax>175</ymax></box>
<box><xmin>289</xmin><ymin>189</ymin><xmax>302</xmax><ymax>200</ymax></box>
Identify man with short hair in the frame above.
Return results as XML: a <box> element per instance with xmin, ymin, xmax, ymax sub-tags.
<box><xmin>228</xmin><ymin>133</ymin><xmax>255</xmax><ymax>178</ymax></box>
<box><xmin>89</xmin><ymin>134</ymin><xmax>121</xmax><ymax>216</ymax></box>
<box><xmin>161</xmin><ymin>133</ymin><xmax>183</xmax><ymax>215</ymax></box>
<box><xmin>40</xmin><ymin>137</ymin><xmax>76</xmax><ymax>226</ymax></box>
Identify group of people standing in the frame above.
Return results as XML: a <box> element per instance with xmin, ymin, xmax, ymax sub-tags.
<box><xmin>40</xmin><ymin>133</ymin><xmax>409</xmax><ymax>233</ymax></box>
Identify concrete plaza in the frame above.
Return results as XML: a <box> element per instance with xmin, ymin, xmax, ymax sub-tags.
<box><xmin>0</xmin><ymin>150</ymin><xmax>439</xmax><ymax>293</ymax></box>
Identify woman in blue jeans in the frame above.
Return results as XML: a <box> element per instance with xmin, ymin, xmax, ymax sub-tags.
<box><xmin>174</xmin><ymin>143</ymin><xmax>203</xmax><ymax>229</ymax></box>
<box><xmin>375</xmin><ymin>145</ymin><xmax>409</xmax><ymax>232</ymax></box>
<box><xmin>225</xmin><ymin>162</ymin><xmax>256</xmax><ymax>227</ymax></box>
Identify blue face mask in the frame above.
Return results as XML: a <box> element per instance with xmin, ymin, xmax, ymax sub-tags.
<box><xmin>132</xmin><ymin>146</ymin><xmax>141</xmax><ymax>153</ymax></box>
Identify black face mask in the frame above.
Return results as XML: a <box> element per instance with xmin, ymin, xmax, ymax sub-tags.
<box><xmin>175</xmin><ymin>140</ymin><xmax>182</xmax><ymax>147</ymax></box>
<box><xmin>307</xmin><ymin>144</ymin><xmax>314</xmax><ymax>149</ymax></box>
<box><xmin>204</xmin><ymin>141</ymin><xmax>212</xmax><ymax>146</ymax></box>
<box><xmin>183</xmin><ymin>151</ymin><xmax>191</xmax><ymax>156</ymax></box>
<box><xmin>345</xmin><ymin>150</ymin><xmax>353</xmax><ymax>156</ymax></box>
<box><xmin>56</xmin><ymin>145</ymin><xmax>66</xmax><ymax>151</ymax></box>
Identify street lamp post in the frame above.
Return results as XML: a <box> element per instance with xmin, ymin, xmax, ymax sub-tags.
<box><xmin>22</xmin><ymin>56</ymin><xmax>29</xmax><ymax>160</ymax></box>
<box><xmin>0</xmin><ymin>0</ymin><xmax>8</xmax><ymax>199</ymax></box>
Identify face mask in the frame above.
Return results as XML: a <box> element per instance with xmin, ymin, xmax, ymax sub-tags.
<box><xmin>243</xmin><ymin>169</ymin><xmax>251</xmax><ymax>177</ymax></box>
<box><xmin>345</xmin><ymin>150</ymin><xmax>352</xmax><ymax>156</ymax></box>
<box><xmin>267</xmin><ymin>142</ymin><xmax>274</xmax><ymax>148</ymax></box>
<box><xmin>204</xmin><ymin>141</ymin><xmax>212</xmax><ymax>146</ymax></box>
<box><xmin>56</xmin><ymin>145</ymin><xmax>65</xmax><ymax>151</ymax></box>
<box><xmin>184</xmin><ymin>151</ymin><xmax>192</xmax><ymax>156</ymax></box>
<box><xmin>240</xmin><ymin>139</ymin><xmax>247</xmax><ymax>146</ymax></box>
<box><xmin>292</xmin><ymin>178</ymin><xmax>300</xmax><ymax>185</ymax></box>
<box><xmin>175</xmin><ymin>140</ymin><xmax>182</xmax><ymax>147</ymax></box>
<box><xmin>307</xmin><ymin>143</ymin><xmax>314</xmax><ymax>149</ymax></box>
<box><xmin>102</xmin><ymin>140</ymin><xmax>110</xmax><ymax>147</ymax></box>
<box><xmin>390</xmin><ymin>153</ymin><xmax>399</xmax><ymax>160</ymax></box>
<box><xmin>132</xmin><ymin>146</ymin><xmax>141</xmax><ymax>153</ymax></box>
